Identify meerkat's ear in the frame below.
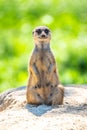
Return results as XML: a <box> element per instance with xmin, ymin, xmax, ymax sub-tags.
<box><xmin>32</xmin><ymin>31</ymin><xmax>34</xmax><ymax>35</ymax></box>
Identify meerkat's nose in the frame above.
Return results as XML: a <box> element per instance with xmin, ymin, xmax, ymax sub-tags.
<box><xmin>41</xmin><ymin>34</ymin><xmax>46</xmax><ymax>38</ymax></box>
<box><xmin>41</xmin><ymin>31</ymin><xmax>46</xmax><ymax>37</ymax></box>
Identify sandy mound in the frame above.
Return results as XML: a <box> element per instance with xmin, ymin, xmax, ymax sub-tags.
<box><xmin>0</xmin><ymin>85</ymin><xmax>87</xmax><ymax>130</ymax></box>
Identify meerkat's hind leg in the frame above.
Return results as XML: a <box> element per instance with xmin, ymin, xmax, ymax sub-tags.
<box><xmin>52</xmin><ymin>84</ymin><xmax>64</xmax><ymax>105</ymax></box>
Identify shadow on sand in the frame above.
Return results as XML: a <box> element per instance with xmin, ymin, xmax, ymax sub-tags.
<box><xmin>25</xmin><ymin>104</ymin><xmax>53</xmax><ymax>116</ymax></box>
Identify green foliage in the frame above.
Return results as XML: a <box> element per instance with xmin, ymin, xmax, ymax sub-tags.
<box><xmin>0</xmin><ymin>0</ymin><xmax>87</xmax><ymax>92</ymax></box>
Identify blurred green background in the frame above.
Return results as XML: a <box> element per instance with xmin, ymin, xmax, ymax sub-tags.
<box><xmin>0</xmin><ymin>0</ymin><xmax>87</xmax><ymax>92</ymax></box>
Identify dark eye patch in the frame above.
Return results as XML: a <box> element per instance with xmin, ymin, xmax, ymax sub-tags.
<box><xmin>36</xmin><ymin>29</ymin><xmax>42</xmax><ymax>34</ymax></box>
<box><xmin>44</xmin><ymin>29</ymin><xmax>49</xmax><ymax>34</ymax></box>
<box><xmin>34</xmin><ymin>86</ymin><xmax>37</xmax><ymax>89</ymax></box>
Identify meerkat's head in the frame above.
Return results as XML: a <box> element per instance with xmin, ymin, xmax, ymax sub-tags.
<box><xmin>32</xmin><ymin>26</ymin><xmax>51</xmax><ymax>45</ymax></box>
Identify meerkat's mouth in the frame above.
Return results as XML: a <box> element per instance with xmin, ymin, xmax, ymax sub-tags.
<box><xmin>39</xmin><ymin>36</ymin><xmax>48</xmax><ymax>39</ymax></box>
<box><xmin>39</xmin><ymin>37</ymin><xmax>47</xmax><ymax>39</ymax></box>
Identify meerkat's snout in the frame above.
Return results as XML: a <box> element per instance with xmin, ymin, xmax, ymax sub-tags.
<box><xmin>41</xmin><ymin>31</ymin><xmax>46</xmax><ymax>38</ymax></box>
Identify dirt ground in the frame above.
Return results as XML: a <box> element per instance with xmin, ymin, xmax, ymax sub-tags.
<box><xmin>0</xmin><ymin>85</ymin><xmax>87</xmax><ymax>130</ymax></box>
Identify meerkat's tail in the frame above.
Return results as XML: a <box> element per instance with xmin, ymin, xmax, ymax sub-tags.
<box><xmin>58</xmin><ymin>84</ymin><xmax>64</xmax><ymax>104</ymax></box>
<box><xmin>58</xmin><ymin>84</ymin><xmax>64</xmax><ymax>95</ymax></box>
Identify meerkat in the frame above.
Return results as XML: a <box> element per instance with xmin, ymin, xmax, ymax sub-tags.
<box><xmin>26</xmin><ymin>26</ymin><xmax>64</xmax><ymax>105</ymax></box>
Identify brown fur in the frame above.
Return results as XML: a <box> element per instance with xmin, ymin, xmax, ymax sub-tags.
<box><xmin>26</xmin><ymin>26</ymin><xmax>64</xmax><ymax>105</ymax></box>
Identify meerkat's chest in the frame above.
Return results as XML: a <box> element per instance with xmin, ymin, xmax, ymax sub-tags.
<box><xmin>36</xmin><ymin>51</ymin><xmax>50</xmax><ymax>70</ymax></box>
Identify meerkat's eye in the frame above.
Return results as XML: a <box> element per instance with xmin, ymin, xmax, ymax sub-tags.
<box><xmin>44</xmin><ymin>29</ymin><xmax>49</xmax><ymax>34</ymax></box>
<box><xmin>36</xmin><ymin>29</ymin><xmax>42</xmax><ymax>34</ymax></box>
<box><xmin>34</xmin><ymin>86</ymin><xmax>37</xmax><ymax>89</ymax></box>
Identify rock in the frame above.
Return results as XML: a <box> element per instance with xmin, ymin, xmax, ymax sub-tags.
<box><xmin>0</xmin><ymin>85</ymin><xmax>87</xmax><ymax>130</ymax></box>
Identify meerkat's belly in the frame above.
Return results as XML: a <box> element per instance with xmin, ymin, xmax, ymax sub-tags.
<box><xmin>34</xmin><ymin>54</ymin><xmax>50</xmax><ymax>84</ymax></box>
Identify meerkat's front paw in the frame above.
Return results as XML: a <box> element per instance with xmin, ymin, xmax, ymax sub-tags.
<box><xmin>34</xmin><ymin>83</ymin><xmax>41</xmax><ymax>88</ymax></box>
